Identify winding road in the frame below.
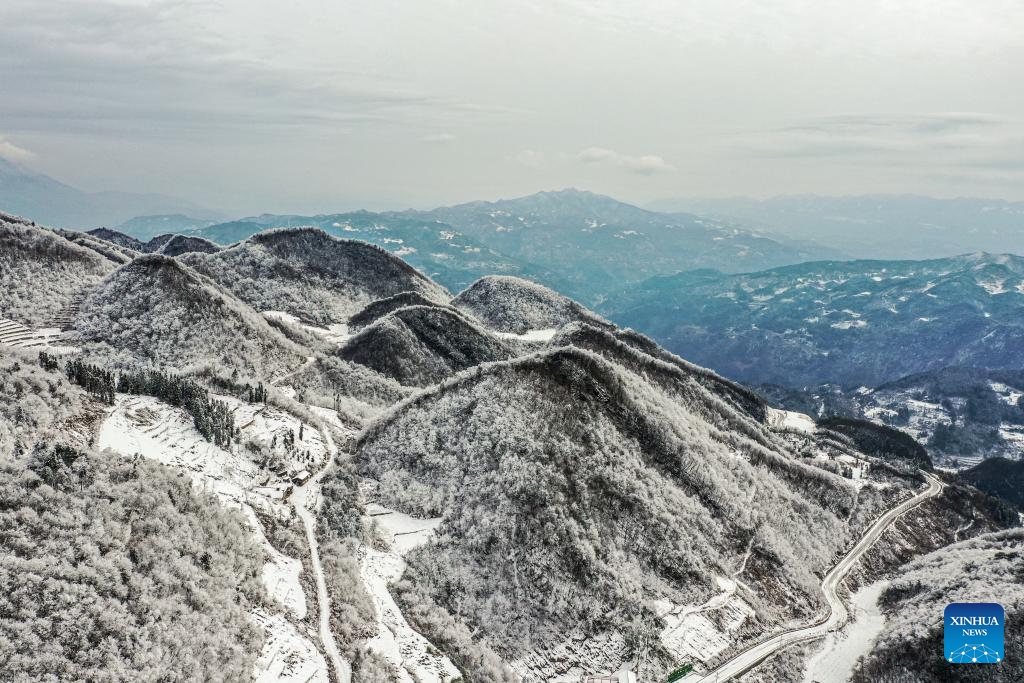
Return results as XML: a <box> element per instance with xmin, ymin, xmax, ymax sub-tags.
<box><xmin>273</xmin><ymin>357</ymin><xmax>352</xmax><ymax>683</ymax></box>
<box><xmin>689</xmin><ymin>472</ymin><xmax>944</xmax><ymax>682</ymax></box>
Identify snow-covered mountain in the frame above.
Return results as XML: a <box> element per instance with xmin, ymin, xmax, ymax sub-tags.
<box><xmin>353</xmin><ymin>317</ymin><xmax>931</xmax><ymax>680</ymax></box>
<box><xmin>75</xmin><ymin>253</ymin><xmax>307</xmax><ymax>377</ymax></box>
<box><xmin>452</xmin><ymin>275</ymin><xmax>614</xmax><ymax>335</ymax></box>
<box><xmin>1</xmin><ymin>213</ymin><xmax>1019</xmax><ymax>683</ymax></box>
<box><xmin>156</xmin><ymin>233</ymin><xmax>221</xmax><ymax>257</ymax></box>
<box><xmin>339</xmin><ymin>305</ymin><xmax>514</xmax><ymax>387</ymax></box>
<box><xmin>606</xmin><ymin>253</ymin><xmax>1024</xmax><ymax>387</ymax></box>
<box><xmin>0</xmin><ymin>213</ymin><xmax>119</xmax><ymax>326</ymax></box>
<box><xmin>181</xmin><ymin>228</ymin><xmax>450</xmax><ymax>326</ymax></box>
<box><xmin>762</xmin><ymin>366</ymin><xmax>1024</xmax><ymax>469</ymax></box>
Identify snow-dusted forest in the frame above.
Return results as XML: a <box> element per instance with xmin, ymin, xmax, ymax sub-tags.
<box><xmin>1</xmin><ymin>216</ymin><xmax>1020</xmax><ymax>683</ymax></box>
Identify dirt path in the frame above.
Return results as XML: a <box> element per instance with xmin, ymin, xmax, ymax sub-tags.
<box><xmin>273</xmin><ymin>362</ymin><xmax>351</xmax><ymax>683</ymax></box>
<box><xmin>291</xmin><ymin>427</ymin><xmax>351</xmax><ymax>683</ymax></box>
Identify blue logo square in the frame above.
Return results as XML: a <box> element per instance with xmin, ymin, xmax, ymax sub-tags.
<box><xmin>944</xmin><ymin>602</ymin><xmax>1004</xmax><ymax>664</ymax></box>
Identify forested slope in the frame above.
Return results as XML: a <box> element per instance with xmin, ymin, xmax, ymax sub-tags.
<box><xmin>0</xmin><ymin>215</ymin><xmax>116</xmax><ymax>326</ymax></box>
<box><xmin>75</xmin><ymin>254</ymin><xmax>306</xmax><ymax>377</ymax></box>
<box><xmin>0</xmin><ymin>349</ymin><xmax>266</xmax><ymax>682</ymax></box>
<box><xmin>356</xmin><ymin>344</ymin><xmax>883</xmax><ymax>680</ymax></box>
<box><xmin>340</xmin><ymin>305</ymin><xmax>514</xmax><ymax>387</ymax></box>
<box><xmin>853</xmin><ymin>528</ymin><xmax>1024</xmax><ymax>682</ymax></box>
<box><xmin>182</xmin><ymin>227</ymin><xmax>450</xmax><ymax>325</ymax></box>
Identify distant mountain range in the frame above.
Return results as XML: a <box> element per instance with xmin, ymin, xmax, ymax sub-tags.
<box><xmin>0</xmin><ymin>158</ymin><xmax>221</xmax><ymax>229</ymax></box>
<box><xmin>605</xmin><ymin>253</ymin><xmax>1024</xmax><ymax>387</ymax></box>
<box><xmin>650</xmin><ymin>194</ymin><xmax>1024</xmax><ymax>260</ymax></box>
<box><xmin>114</xmin><ymin>214</ymin><xmax>217</xmax><ymax>240</ymax></box>
<box><xmin>114</xmin><ymin>189</ymin><xmax>840</xmax><ymax>304</ymax></box>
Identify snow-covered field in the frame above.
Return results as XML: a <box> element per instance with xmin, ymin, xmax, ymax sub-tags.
<box><xmin>97</xmin><ymin>394</ymin><xmax>328</xmax><ymax>682</ymax></box>
<box><xmin>496</xmin><ymin>328</ymin><xmax>557</xmax><ymax>342</ymax></box>
<box><xmin>801</xmin><ymin>581</ymin><xmax>888</xmax><ymax>683</ymax></box>
<box><xmin>655</xmin><ymin>576</ymin><xmax>756</xmax><ymax>665</ymax></box>
<box><xmin>264</xmin><ymin>310</ymin><xmax>351</xmax><ymax>345</ymax></box>
<box><xmin>252</xmin><ymin>609</ymin><xmax>328</xmax><ymax>683</ymax></box>
<box><xmin>0</xmin><ymin>318</ymin><xmax>78</xmax><ymax>353</ymax></box>
<box><xmin>766</xmin><ymin>407</ymin><xmax>816</xmax><ymax>435</ymax></box>
<box><xmin>96</xmin><ymin>390</ymin><xmax>472</xmax><ymax>683</ymax></box>
<box><xmin>361</xmin><ymin>502</ymin><xmax>462</xmax><ymax>683</ymax></box>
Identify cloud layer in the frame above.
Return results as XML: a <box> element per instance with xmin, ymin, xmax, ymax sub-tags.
<box><xmin>578</xmin><ymin>147</ymin><xmax>675</xmax><ymax>175</ymax></box>
<box><xmin>1</xmin><ymin>0</ymin><xmax>1022</xmax><ymax>209</ymax></box>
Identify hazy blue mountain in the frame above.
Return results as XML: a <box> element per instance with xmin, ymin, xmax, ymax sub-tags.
<box><xmin>411</xmin><ymin>189</ymin><xmax>839</xmax><ymax>303</ymax></box>
<box><xmin>187</xmin><ymin>211</ymin><xmax>580</xmax><ymax>298</ymax></box>
<box><xmin>115</xmin><ymin>214</ymin><xmax>217</xmax><ymax>240</ymax></box>
<box><xmin>605</xmin><ymin>253</ymin><xmax>1024</xmax><ymax>388</ymax></box>
<box><xmin>160</xmin><ymin>189</ymin><xmax>838</xmax><ymax>304</ymax></box>
<box><xmin>650</xmin><ymin>194</ymin><xmax>1024</xmax><ymax>260</ymax></box>
<box><xmin>0</xmin><ymin>158</ymin><xmax>220</xmax><ymax>229</ymax></box>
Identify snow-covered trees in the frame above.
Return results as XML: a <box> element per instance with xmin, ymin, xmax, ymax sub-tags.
<box><xmin>0</xmin><ymin>347</ymin><xmax>265</xmax><ymax>682</ymax></box>
<box><xmin>853</xmin><ymin>528</ymin><xmax>1024</xmax><ymax>682</ymax></box>
<box><xmin>181</xmin><ymin>227</ymin><xmax>450</xmax><ymax>326</ymax></box>
<box><xmin>453</xmin><ymin>275</ymin><xmax>612</xmax><ymax>334</ymax></box>
<box><xmin>340</xmin><ymin>305</ymin><xmax>514</xmax><ymax>387</ymax></box>
<box><xmin>355</xmin><ymin>344</ymin><xmax>864</xmax><ymax>679</ymax></box>
<box><xmin>75</xmin><ymin>254</ymin><xmax>306</xmax><ymax>376</ymax></box>
<box><xmin>0</xmin><ymin>214</ymin><xmax>116</xmax><ymax>326</ymax></box>
<box><xmin>0</xmin><ymin>448</ymin><xmax>266</xmax><ymax>682</ymax></box>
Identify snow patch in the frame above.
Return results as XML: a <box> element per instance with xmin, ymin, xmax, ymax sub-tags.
<box><xmin>495</xmin><ymin>328</ymin><xmax>558</xmax><ymax>342</ymax></box>
<box><xmin>990</xmin><ymin>381</ymin><xmax>1023</xmax><ymax>406</ymax></box>
<box><xmin>766</xmin><ymin>407</ymin><xmax>816</xmax><ymax>434</ymax></box>
<box><xmin>831</xmin><ymin>319</ymin><xmax>868</xmax><ymax>329</ymax></box>
<box><xmin>359</xmin><ymin>503</ymin><xmax>460</xmax><ymax>682</ymax></box>
<box><xmin>263</xmin><ymin>310</ymin><xmax>350</xmax><ymax>345</ymax></box>
<box><xmin>978</xmin><ymin>279</ymin><xmax>1007</xmax><ymax>295</ymax></box>
<box><xmin>801</xmin><ymin>582</ymin><xmax>888</xmax><ymax>683</ymax></box>
<box><xmin>252</xmin><ymin>609</ymin><xmax>328</xmax><ymax>683</ymax></box>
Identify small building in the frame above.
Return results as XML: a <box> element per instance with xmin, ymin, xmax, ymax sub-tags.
<box><xmin>291</xmin><ymin>469</ymin><xmax>312</xmax><ymax>486</ymax></box>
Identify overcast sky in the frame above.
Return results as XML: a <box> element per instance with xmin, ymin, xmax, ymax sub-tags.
<box><xmin>2</xmin><ymin>0</ymin><xmax>1023</xmax><ymax>214</ymax></box>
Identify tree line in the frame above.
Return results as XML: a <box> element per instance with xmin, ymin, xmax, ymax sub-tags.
<box><xmin>41</xmin><ymin>353</ymin><xmax>236</xmax><ymax>447</ymax></box>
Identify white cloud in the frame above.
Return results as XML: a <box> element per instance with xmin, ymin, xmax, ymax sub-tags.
<box><xmin>0</xmin><ymin>137</ymin><xmax>34</xmax><ymax>163</ymax></box>
<box><xmin>578</xmin><ymin>147</ymin><xmax>618</xmax><ymax>163</ymax></box>
<box><xmin>515</xmin><ymin>149</ymin><xmax>545</xmax><ymax>167</ymax></box>
<box><xmin>577</xmin><ymin>147</ymin><xmax>674</xmax><ymax>175</ymax></box>
<box><xmin>423</xmin><ymin>132</ymin><xmax>456</xmax><ymax>143</ymax></box>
